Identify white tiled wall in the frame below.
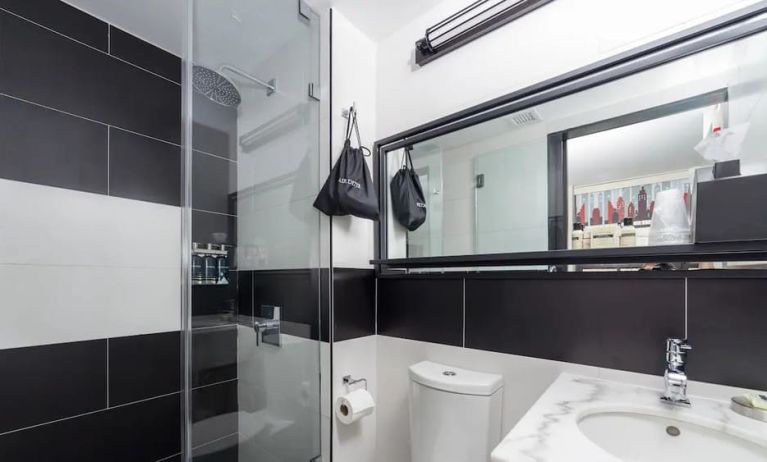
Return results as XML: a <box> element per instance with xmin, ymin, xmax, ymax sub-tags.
<box><xmin>0</xmin><ymin>179</ymin><xmax>181</xmax><ymax>349</ymax></box>
<box><xmin>237</xmin><ymin>328</ymin><xmax>324</xmax><ymax>461</ymax></box>
<box><xmin>332</xmin><ymin>335</ymin><xmax>378</xmax><ymax>462</ymax></box>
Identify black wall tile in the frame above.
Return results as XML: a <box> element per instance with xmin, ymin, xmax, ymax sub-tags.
<box><xmin>109</xmin><ymin>331</ymin><xmax>181</xmax><ymax>406</ymax></box>
<box><xmin>192</xmin><ymin>380</ymin><xmax>238</xmax><ymax>448</ymax></box>
<box><xmin>109</xmin><ymin>26</ymin><xmax>181</xmax><ymax>83</ymax></box>
<box><xmin>237</xmin><ymin>270</ymin><xmax>254</xmax><ymax>317</ymax></box>
<box><xmin>0</xmin><ymin>0</ymin><xmax>108</xmax><ymax>51</ymax></box>
<box><xmin>465</xmin><ymin>278</ymin><xmax>685</xmax><ymax>374</ymax></box>
<box><xmin>0</xmin><ymin>95</ymin><xmax>108</xmax><ymax>193</ymax></box>
<box><xmin>251</xmin><ymin>270</ymin><xmax>322</xmax><ymax>340</ymax></box>
<box><xmin>193</xmin><ymin>93</ymin><xmax>238</xmax><ymax>160</ymax></box>
<box><xmin>193</xmin><ymin>283</ymin><xmax>239</xmax><ymax>328</ymax></box>
<box><xmin>108</xmin><ymin>128</ymin><xmax>181</xmax><ymax>206</ymax></box>
<box><xmin>378</xmin><ymin>278</ymin><xmax>463</xmax><ymax>346</ymax></box>
<box><xmin>321</xmin><ymin>268</ymin><xmax>330</xmax><ymax>343</ymax></box>
<box><xmin>193</xmin><ymin>151</ymin><xmax>237</xmax><ymax>215</ymax></box>
<box><xmin>0</xmin><ymin>393</ymin><xmax>181</xmax><ymax>462</ymax></box>
<box><xmin>0</xmin><ymin>11</ymin><xmax>181</xmax><ymax>144</ymax></box>
<box><xmin>334</xmin><ymin>268</ymin><xmax>375</xmax><ymax>342</ymax></box>
<box><xmin>193</xmin><ymin>210</ymin><xmax>237</xmax><ymax>247</ymax></box>
<box><xmin>0</xmin><ymin>340</ymin><xmax>106</xmax><ymax>434</ymax></box>
<box><xmin>192</xmin><ymin>433</ymin><xmax>238</xmax><ymax>462</ymax></box>
<box><xmin>688</xmin><ymin>278</ymin><xmax>767</xmax><ymax>390</ymax></box>
<box><xmin>192</xmin><ymin>326</ymin><xmax>238</xmax><ymax>388</ymax></box>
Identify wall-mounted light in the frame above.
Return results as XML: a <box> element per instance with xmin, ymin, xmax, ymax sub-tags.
<box><xmin>415</xmin><ymin>0</ymin><xmax>554</xmax><ymax>66</ymax></box>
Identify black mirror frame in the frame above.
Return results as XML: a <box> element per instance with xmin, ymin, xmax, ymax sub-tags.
<box><xmin>373</xmin><ymin>1</ymin><xmax>767</xmax><ymax>274</ymax></box>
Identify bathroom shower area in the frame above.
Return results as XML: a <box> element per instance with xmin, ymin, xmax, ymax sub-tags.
<box><xmin>187</xmin><ymin>0</ymin><xmax>325</xmax><ymax>461</ymax></box>
<box><xmin>0</xmin><ymin>0</ymin><xmax>326</xmax><ymax>461</ymax></box>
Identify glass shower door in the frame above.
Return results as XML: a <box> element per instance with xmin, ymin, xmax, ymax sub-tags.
<box><xmin>186</xmin><ymin>1</ymin><xmax>323</xmax><ymax>460</ymax></box>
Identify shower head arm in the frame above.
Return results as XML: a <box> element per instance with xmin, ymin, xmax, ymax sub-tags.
<box><xmin>218</xmin><ymin>65</ymin><xmax>277</xmax><ymax>96</ymax></box>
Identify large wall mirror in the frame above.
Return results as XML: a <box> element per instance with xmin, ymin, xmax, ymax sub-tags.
<box><xmin>377</xmin><ymin>14</ymin><xmax>767</xmax><ymax>267</ymax></box>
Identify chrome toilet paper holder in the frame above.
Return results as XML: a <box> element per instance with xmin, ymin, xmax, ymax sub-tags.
<box><xmin>342</xmin><ymin>375</ymin><xmax>368</xmax><ymax>390</ymax></box>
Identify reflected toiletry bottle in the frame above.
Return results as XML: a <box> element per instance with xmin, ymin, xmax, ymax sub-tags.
<box><xmin>572</xmin><ymin>223</ymin><xmax>584</xmax><ymax>249</ymax></box>
<box><xmin>192</xmin><ymin>243</ymin><xmax>204</xmax><ymax>285</ymax></box>
<box><xmin>620</xmin><ymin>218</ymin><xmax>636</xmax><ymax>247</ymax></box>
<box><xmin>203</xmin><ymin>245</ymin><xmax>218</xmax><ymax>284</ymax></box>
<box><xmin>217</xmin><ymin>247</ymin><xmax>229</xmax><ymax>285</ymax></box>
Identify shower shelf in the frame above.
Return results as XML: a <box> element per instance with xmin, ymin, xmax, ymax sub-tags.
<box><xmin>192</xmin><ymin>281</ymin><xmax>230</xmax><ymax>286</ymax></box>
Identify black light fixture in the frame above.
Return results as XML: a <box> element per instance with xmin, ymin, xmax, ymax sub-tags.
<box><xmin>415</xmin><ymin>0</ymin><xmax>554</xmax><ymax>66</ymax></box>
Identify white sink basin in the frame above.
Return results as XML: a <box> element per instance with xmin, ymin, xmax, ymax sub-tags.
<box><xmin>491</xmin><ymin>374</ymin><xmax>767</xmax><ymax>462</ymax></box>
<box><xmin>578</xmin><ymin>410</ymin><xmax>767</xmax><ymax>462</ymax></box>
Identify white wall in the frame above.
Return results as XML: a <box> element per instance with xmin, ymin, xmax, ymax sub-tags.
<box><xmin>0</xmin><ymin>179</ymin><xmax>181</xmax><ymax>349</ymax></box>
<box><xmin>375</xmin><ymin>0</ymin><xmax>761</xmax><ymax>138</ymax></box>
<box><xmin>331</xmin><ymin>10</ymin><xmax>378</xmax><ymax>269</ymax></box>
<box><xmin>333</xmin><ymin>336</ymin><xmax>378</xmax><ymax>462</ymax></box>
<box><xmin>329</xmin><ymin>9</ymin><xmax>380</xmax><ymax>462</ymax></box>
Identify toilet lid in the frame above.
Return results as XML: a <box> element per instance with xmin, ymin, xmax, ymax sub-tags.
<box><xmin>409</xmin><ymin>361</ymin><xmax>503</xmax><ymax>396</ymax></box>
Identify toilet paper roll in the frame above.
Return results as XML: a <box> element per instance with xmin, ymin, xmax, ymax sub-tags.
<box><xmin>335</xmin><ymin>388</ymin><xmax>375</xmax><ymax>424</ymax></box>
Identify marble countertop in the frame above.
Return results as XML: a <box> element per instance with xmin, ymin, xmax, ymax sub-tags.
<box><xmin>491</xmin><ymin>373</ymin><xmax>767</xmax><ymax>462</ymax></box>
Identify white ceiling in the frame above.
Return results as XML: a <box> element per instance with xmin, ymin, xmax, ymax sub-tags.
<box><xmin>324</xmin><ymin>0</ymin><xmax>444</xmax><ymax>41</ymax></box>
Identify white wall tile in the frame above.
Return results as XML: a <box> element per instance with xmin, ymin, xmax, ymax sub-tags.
<box><xmin>237</xmin><ymin>328</ymin><xmax>324</xmax><ymax>461</ymax></box>
<box><xmin>333</xmin><ymin>335</ymin><xmax>378</xmax><ymax>462</ymax></box>
<box><xmin>0</xmin><ymin>179</ymin><xmax>181</xmax><ymax>349</ymax></box>
<box><xmin>0</xmin><ymin>264</ymin><xmax>179</xmax><ymax>349</ymax></box>
<box><xmin>0</xmin><ymin>179</ymin><xmax>180</xmax><ymax>268</ymax></box>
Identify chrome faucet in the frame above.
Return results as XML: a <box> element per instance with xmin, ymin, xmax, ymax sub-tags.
<box><xmin>253</xmin><ymin>305</ymin><xmax>281</xmax><ymax>347</ymax></box>
<box><xmin>661</xmin><ymin>338</ymin><xmax>692</xmax><ymax>406</ymax></box>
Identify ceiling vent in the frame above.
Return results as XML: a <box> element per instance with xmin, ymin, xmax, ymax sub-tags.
<box><xmin>506</xmin><ymin>108</ymin><xmax>543</xmax><ymax>127</ymax></box>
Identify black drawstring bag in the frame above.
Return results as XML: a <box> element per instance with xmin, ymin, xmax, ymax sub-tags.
<box><xmin>313</xmin><ymin>108</ymin><xmax>379</xmax><ymax>220</ymax></box>
<box><xmin>390</xmin><ymin>147</ymin><xmax>427</xmax><ymax>231</ymax></box>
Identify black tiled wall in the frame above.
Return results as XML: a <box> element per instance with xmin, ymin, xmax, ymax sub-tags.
<box><xmin>687</xmin><ymin>278</ymin><xmax>767</xmax><ymax>390</ymax></box>
<box><xmin>378</xmin><ymin>277</ymin><xmax>463</xmax><ymax>346</ymax></box>
<box><xmin>333</xmin><ymin>268</ymin><xmax>376</xmax><ymax>342</ymax></box>
<box><xmin>237</xmin><ymin>269</ymin><xmax>325</xmax><ymax>341</ymax></box>
<box><xmin>0</xmin><ymin>1</ymin><xmax>181</xmax><ymax>205</ymax></box>
<box><xmin>0</xmin><ymin>2</ymin><xmax>186</xmax><ymax>460</ymax></box>
<box><xmin>0</xmin><ymin>332</ymin><xmax>182</xmax><ymax>462</ymax></box>
<box><xmin>377</xmin><ymin>273</ymin><xmax>767</xmax><ymax>390</ymax></box>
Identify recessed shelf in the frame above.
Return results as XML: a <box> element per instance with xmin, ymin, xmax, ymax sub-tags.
<box><xmin>371</xmin><ymin>242</ymin><xmax>767</xmax><ymax>269</ymax></box>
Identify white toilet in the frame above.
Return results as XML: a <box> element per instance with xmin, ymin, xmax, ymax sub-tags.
<box><xmin>409</xmin><ymin>361</ymin><xmax>504</xmax><ymax>462</ymax></box>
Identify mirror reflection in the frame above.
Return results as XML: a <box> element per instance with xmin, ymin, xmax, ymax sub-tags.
<box><xmin>386</xmin><ymin>26</ymin><xmax>767</xmax><ymax>260</ymax></box>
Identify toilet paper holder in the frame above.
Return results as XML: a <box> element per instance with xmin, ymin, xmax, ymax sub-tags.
<box><xmin>342</xmin><ymin>375</ymin><xmax>368</xmax><ymax>390</ymax></box>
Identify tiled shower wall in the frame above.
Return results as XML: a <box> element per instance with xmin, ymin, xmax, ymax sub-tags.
<box><xmin>0</xmin><ymin>1</ymin><xmax>182</xmax><ymax>460</ymax></box>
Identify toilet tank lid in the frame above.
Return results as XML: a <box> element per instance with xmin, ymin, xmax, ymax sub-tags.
<box><xmin>408</xmin><ymin>361</ymin><xmax>503</xmax><ymax>396</ymax></box>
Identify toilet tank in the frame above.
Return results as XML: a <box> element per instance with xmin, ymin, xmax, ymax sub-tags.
<box><xmin>409</xmin><ymin>361</ymin><xmax>504</xmax><ymax>462</ymax></box>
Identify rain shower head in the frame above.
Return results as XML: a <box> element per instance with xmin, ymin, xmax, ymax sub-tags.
<box><xmin>192</xmin><ymin>64</ymin><xmax>278</xmax><ymax>108</ymax></box>
<box><xmin>193</xmin><ymin>65</ymin><xmax>242</xmax><ymax>107</ymax></box>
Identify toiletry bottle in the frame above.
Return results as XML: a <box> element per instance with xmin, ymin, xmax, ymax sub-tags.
<box><xmin>203</xmin><ymin>244</ymin><xmax>218</xmax><ymax>284</ymax></box>
<box><xmin>192</xmin><ymin>243</ymin><xmax>204</xmax><ymax>285</ymax></box>
<box><xmin>620</xmin><ymin>217</ymin><xmax>636</xmax><ymax>247</ymax></box>
<box><xmin>217</xmin><ymin>246</ymin><xmax>230</xmax><ymax>285</ymax></box>
<box><xmin>572</xmin><ymin>223</ymin><xmax>584</xmax><ymax>249</ymax></box>
<box><xmin>583</xmin><ymin>226</ymin><xmax>592</xmax><ymax>249</ymax></box>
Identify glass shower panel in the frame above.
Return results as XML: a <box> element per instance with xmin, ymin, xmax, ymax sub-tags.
<box><xmin>188</xmin><ymin>0</ymin><xmax>322</xmax><ymax>461</ymax></box>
